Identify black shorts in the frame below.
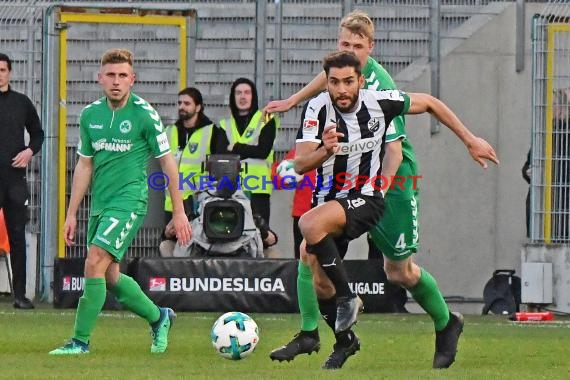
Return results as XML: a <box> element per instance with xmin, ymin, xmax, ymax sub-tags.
<box><xmin>336</xmin><ymin>192</ymin><xmax>385</xmax><ymax>242</ymax></box>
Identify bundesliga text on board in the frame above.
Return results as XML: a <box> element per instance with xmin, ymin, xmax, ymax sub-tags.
<box><xmin>148</xmin><ymin>277</ymin><xmax>385</xmax><ymax>295</ymax></box>
<box><xmin>147</xmin><ymin>171</ymin><xmax>422</xmax><ymax>192</ymax></box>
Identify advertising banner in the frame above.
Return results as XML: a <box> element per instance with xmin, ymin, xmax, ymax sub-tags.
<box><xmin>53</xmin><ymin>258</ymin><xmax>407</xmax><ymax>313</ymax></box>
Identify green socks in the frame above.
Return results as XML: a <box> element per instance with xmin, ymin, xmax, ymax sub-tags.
<box><xmin>73</xmin><ymin>278</ymin><xmax>106</xmax><ymax>344</ymax></box>
<box><xmin>110</xmin><ymin>273</ymin><xmax>161</xmax><ymax>324</ymax></box>
<box><xmin>297</xmin><ymin>261</ymin><xmax>320</xmax><ymax>332</ymax></box>
<box><xmin>409</xmin><ymin>268</ymin><xmax>450</xmax><ymax>331</ymax></box>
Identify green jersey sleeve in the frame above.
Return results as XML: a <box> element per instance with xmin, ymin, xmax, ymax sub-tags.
<box><xmin>363</xmin><ymin>57</ymin><xmax>407</xmax><ymax>143</ymax></box>
<box><xmin>77</xmin><ymin>108</ymin><xmax>95</xmax><ymax>157</ymax></box>
<box><xmin>138</xmin><ymin>99</ymin><xmax>170</xmax><ymax>158</ymax></box>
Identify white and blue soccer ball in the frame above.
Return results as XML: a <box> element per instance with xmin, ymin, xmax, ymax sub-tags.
<box><xmin>211</xmin><ymin>311</ymin><xmax>259</xmax><ymax>360</ymax></box>
<box><xmin>276</xmin><ymin>159</ymin><xmax>303</xmax><ymax>186</ymax></box>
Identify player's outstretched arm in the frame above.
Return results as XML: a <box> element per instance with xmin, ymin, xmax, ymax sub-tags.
<box><xmin>64</xmin><ymin>156</ymin><xmax>93</xmax><ymax>246</ymax></box>
<box><xmin>158</xmin><ymin>154</ymin><xmax>192</xmax><ymax>245</ymax></box>
<box><xmin>408</xmin><ymin>93</ymin><xmax>500</xmax><ymax>169</ymax></box>
<box><xmin>264</xmin><ymin>71</ymin><xmax>327</xmax><ymax>114</ymax></box>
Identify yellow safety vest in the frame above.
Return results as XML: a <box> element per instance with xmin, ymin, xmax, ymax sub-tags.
<box><xmin>219</xmin><ymin>111</ymin><xmax>278</xmax><ymax>195</ymax></box>
<box><xmin>164</xmin><ymin>123</ymin><xmax>214</xmax><ymax>212</ymax></box>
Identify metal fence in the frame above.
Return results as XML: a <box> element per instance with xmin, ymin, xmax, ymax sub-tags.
<box><xmin>531</xmin><ymin>1</ymin><xmax>570</xmax><ymax>244</ymax></box>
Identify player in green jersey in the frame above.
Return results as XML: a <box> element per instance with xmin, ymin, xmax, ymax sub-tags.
<box><xmin>49</xmin><ymin>49</ymin><xmax>191</xmax><ymax>355</ymax></box>
<box><xmin>266</xmin><ymin>11</ymin><xmax>498</xmax><ymax>369</ymax></box>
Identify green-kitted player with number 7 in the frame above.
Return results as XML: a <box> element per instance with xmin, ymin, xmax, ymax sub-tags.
<box><xmin>49</xmin><ymin>48</ymin><xmax>192</xmax><ymax>355</ymax></box>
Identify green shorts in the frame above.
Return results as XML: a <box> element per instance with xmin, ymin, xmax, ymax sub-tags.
<box><xmin>369</xmin><ymin>192</ymin><xmax>419</xmax><ymax>261</ymax></box>
<box><xmin>87</xmin><ymin>210</ymin><xmax>145</xmax><ymax>261</ymax></box>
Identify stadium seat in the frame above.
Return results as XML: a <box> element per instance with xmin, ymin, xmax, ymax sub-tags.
<box><xmin>0</xmin><ymin>209</ymin><xmax>13</xmax><ymax>295</ymax></box>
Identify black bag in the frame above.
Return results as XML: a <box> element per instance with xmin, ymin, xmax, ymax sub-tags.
<box><xmin>482</xmin><ymin>269</ymin><xmax>522</xmax><ymax>315</ymax></box>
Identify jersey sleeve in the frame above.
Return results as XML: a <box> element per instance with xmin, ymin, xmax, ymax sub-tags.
<box><xmin>365</xmin><ymin>60</ymin><xmax>407</xmax><ymax>143</ymax></box>
<box><xmin>385</xmin><ymin>117</ymin><xmax>406</xmax><ymax>143</ymax></box>
<box><xmin>141</xmin><ymin>103</ymin><xmax>171</xmax><ymax>158</ymax></box>
<box><xmin>376</xmin><ymin>90</ymin><xmax>411</xmax><ymax>128</ymax></box>
<box><xmin>296</xmin><ymin>95</ymin><xmax>326</xmax><ymax>144</ymax></box>
<box><xmin>77</xmin><ymin>109</ymin><xmax>94</xmax><ymax>157</ymax></box>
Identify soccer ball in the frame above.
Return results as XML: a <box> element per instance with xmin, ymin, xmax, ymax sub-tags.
<box><xmin>276</xmin><ymin>159</ymin><xmax>303</xmax><ymax>186</ymax></box>
<box><xmin>211</xmin><ymin>311</ymin><xmax>259</xmax><ymax>360</ymax></box>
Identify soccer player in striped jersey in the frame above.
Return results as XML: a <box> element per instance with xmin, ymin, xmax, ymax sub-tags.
<box><xmin>272</xmin><ymin>50</ymin><xmax>498</xmax><ymax>370</ymax></box>
<box><xmin>268</xmin><ymin>11</ymin><xmax>498</xmax><ymax>370</ymax></box>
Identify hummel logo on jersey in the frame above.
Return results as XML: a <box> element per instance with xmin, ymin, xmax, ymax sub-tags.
<box><xmin>322</xmin><ymin>258</ymin><xmax>337</xmax><ymax>267</ymax></box>
<box><xmin>89</xmin><ymin>123</ymin><xmax>103</xmax><ymax>129</ymax></box>
<box><xmin>347</xmin><ymin>198</ymin><xmax>366</xmax><ymax>209</ymax></box>
<box><xmin>365</xmin><ymin>71</ymin><xmax>380</xmax><ymax>90</ymax></box>
<box><xmin>115</xmin><ymin>213</ymin><xmax>137</xmax><ymax>250</ymax></box>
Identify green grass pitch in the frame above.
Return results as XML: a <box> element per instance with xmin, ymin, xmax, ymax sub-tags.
<box><xmin>2</xmin><ymin>302</ymin><xmax>570</xmax><ymax>379</ymax></box>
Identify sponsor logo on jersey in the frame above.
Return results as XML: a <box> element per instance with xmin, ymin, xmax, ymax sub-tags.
<box><xmin>92</xmin><ymin>138</ymin><xmax>133</xmax><ymax>152</ymax></box>
<box><xmin>156</xmin><ymin>132</ymin><xmax>170</xmax><ymax>152</ymax></box>
<box><xmin>303</xmin><ymin>118</ymin><xmax>319</xmax><ymax>131</ymax></box>
<box><xmin>337</xmin><ymin>135</ymin><xmax>382</xmax><ymax>155</ymax></box>
<box><xmin>89</xmin><ymin>123</ymin><xmax>104</xmax><ymax>129</ymax></box>
<box><xmin>149</xmin><ymin>277</ymin><xmax>167</xmax><ymax>292</ymax></box>
<box><xmin>119</xmin><ymin>120</ymin><xmax>132</xmax><ymax>134</ymax></box>
<box><xmin>368</xmin><ymin>117</ymin><xmax>381</xmax><ymax>132</ymax></box>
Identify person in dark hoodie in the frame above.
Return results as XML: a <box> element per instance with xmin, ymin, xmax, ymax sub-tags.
<box><xmin>163</xmin><ymin>87</ymin><xmax>226</xmax><ymax>224</ymax></box>
<box><xmin>0</xmin><ymin>53</ymin><xmax>44</xmax><ymax>309</ymax></box>
<box><xmin>219</xmin><ymin>78</ymin><xmax>278</xmax><ymax>225</ymax></box>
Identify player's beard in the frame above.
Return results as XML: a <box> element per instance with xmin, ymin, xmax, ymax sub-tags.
<box><xmin>178</xmin><ymin>110</ymin><xmax>195</xmax><ymax>122</ymax></box>
<box><xmin>332</xmin><ymin>92</ymin><xmax>358</xmax><ymax>113</ymax></box>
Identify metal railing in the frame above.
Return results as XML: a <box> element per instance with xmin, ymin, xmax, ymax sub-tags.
<box><xmin>531</xmin><ymin>1</ymin><xmax>570</xmax><ymax>244</ymax></box>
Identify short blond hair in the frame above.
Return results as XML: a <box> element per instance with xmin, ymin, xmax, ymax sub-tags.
<box><xmin>101</xmin><ymin>48</ymin><xmax>133</xmax><ymax>66</ymax></box>
<box><xmin>339</xmin><ymin>10</ymin><xmax>374</xmax><ymax>42</ymax></box>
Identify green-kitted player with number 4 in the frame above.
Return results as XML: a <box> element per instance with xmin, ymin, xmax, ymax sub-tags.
<box><xmin>49</xmin><ymin>49</ymin><xmax>192</xmax><ymax>355</ymax></box>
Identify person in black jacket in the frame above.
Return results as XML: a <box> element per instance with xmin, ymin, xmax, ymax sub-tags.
<box><xmin>218</xmin><ymin>78</ymin><xmax>278</xmax><ymax>225</ymax></box>
<box><xmin>0</xmin><ymin>53</ymin><xmax>44</xmax><ymax>309</ymax></box>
